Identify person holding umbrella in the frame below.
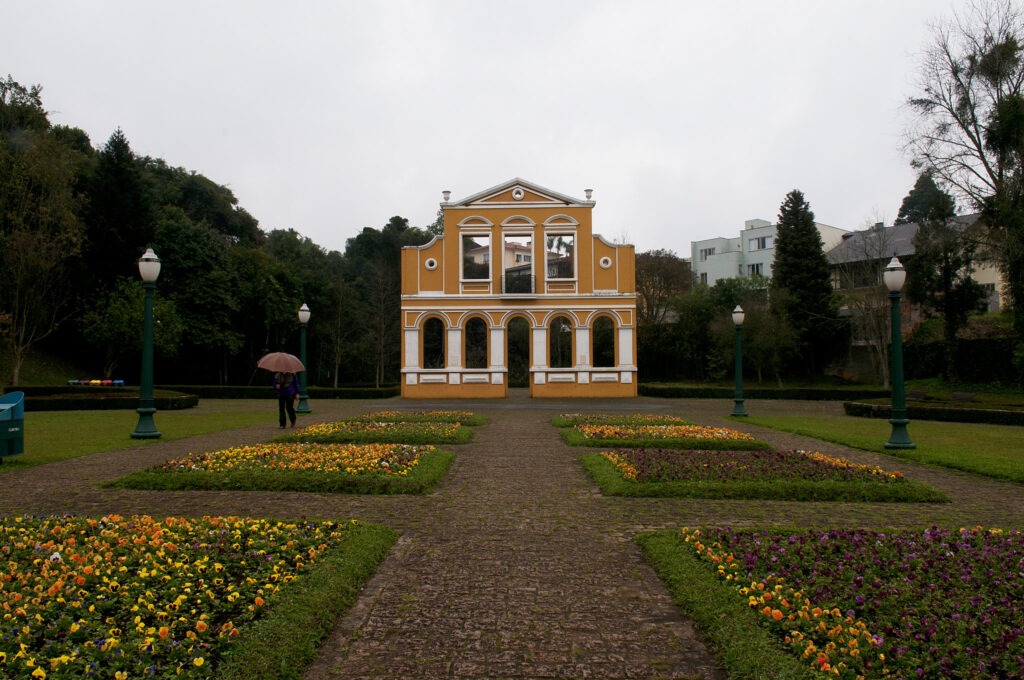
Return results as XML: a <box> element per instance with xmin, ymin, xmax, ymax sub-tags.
<box><xmin>257</xmin><ymin>352</ymin><xmax>305</xmax><ymax>428</ymax></box>
<box><xmin>273</xmin><ymin>371</ymin><xmax>299</xmax><ymax>428</ymax></box>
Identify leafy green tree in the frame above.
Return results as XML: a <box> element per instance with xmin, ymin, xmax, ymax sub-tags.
<box><xmin>0</xmin><ymin>77</ymin><xmax>86</xmax><ymax>385</ymax></box>
<box><xmin>84</xmin><ymin>129</ymin><xmax>153</xmax><ymax>287</ymax></box>
<box><xmin>905</xmin><ymin>0</ymin><xmax>1024</xmax><ymax>369</ymax></box>
<box><xmin>903</xmin><ymin>177</ymin><xmax>987</xmax><ymax>383</ymax></box>
<box><xmin>152</xmin><ymin>206</ymin><xmax>242</xmax><ymax>383</ymax></box>
<box><xmin>81</xmin><ymin>277</ymin><xmax>183</xmax><ymax>378</ymax></box>
<box><xmin>895</xmin><ymin>171</ymin><xmax>956</xmax><ymax>225</ymax></box>
<box><xmin>770</xmin><ymin>190</ymin><xmax>841</xmax><ymax>379</ymax></box>
<box><xmin>635</xmin><ymin>249</ymin><xmax>692</xmax><ymax>325</ymax></box>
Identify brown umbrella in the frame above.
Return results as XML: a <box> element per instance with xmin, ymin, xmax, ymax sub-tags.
<box><xmin>257</xmin><ymin>352</ymin><xmax>305</xmax><ymax>373</ymax></box>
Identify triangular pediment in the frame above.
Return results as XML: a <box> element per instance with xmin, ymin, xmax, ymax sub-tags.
<box><xmin>451</xmin><ymin>178</ymin><xmax>593</xmax><ymax>208</ymax></box>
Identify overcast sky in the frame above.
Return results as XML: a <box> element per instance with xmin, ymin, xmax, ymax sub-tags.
<box><xmin>7</xmin><ymin>1</ymin><xmax>963</xmax><ymax>256</ymax></box>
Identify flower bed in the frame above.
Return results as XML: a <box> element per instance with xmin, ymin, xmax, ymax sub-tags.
<box><xmin>562</xmin><ymin>422</ymin><xmax>769</xmax><ymax>450</ymax></box>
<box><xmin>110</xmin><ymin>442</ymin><xmax>453</xmax><ymax>494</ymax></box>
<box><xmin>275</xmin><ymin>419</ymin><xmax>473</xmax><ymax>445</ymax></box>
<box><xmin>677</xmin><ymin>526</ymin><xmax>1024</xmax><ymax>678</ymax></box>
<box><xmin>582</xmin><ymin>449</ymin><xmax>945</xmax><ymax>502</ymax></box>
<box><xmin>552</xmin><ymin>413</ymin><xmax>691</xmax><ymax>427</ymax></box>
<box><xmin>349</xmin><ymin>410</ymin><xmax>484</xmax><ymax>425</ymax></box>
<box><xmin>0</xmin><ymin>514</ymin><xmax>394</xmax><ymax>679</ymax></box>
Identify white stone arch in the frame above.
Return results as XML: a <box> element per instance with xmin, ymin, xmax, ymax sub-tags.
<box><xmin>457</xmin><ymin>216</ymin><xmax>494</xmax><ymax>227</ymax></box>
<box><xmin>501</xmin><ymin>215</ymin><xmax>536</xmax><ymax>227</ymax></box>
<box><xmin>542</xmin><ymin>214</ymin><xmax>579</xmax><ymax>227</ymax></box>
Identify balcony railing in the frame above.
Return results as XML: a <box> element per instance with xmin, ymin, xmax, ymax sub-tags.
<box><xmin>502</xmin><ymin>272</ymin><xmax>534</xmax><ymax>294</ymax></box>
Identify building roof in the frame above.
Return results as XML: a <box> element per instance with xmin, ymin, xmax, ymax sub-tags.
<box><xmin>825</xmin><ymin>214</ymin><xmax>980</xmax><ymax>266</ymax></box>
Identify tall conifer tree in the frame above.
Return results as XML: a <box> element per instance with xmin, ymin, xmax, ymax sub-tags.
<box><xmin>770</xmin><ymin>190</ymin><xmax>840</xmax><ymax>379</ymax></box>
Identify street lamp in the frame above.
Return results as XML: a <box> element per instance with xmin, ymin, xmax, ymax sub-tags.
<box><xmin>731</xmin><ymin>305</ymin><xmax>748</xmax><ymax>417</ymax></box>
<box><xmin>296</xmin><ymin>303</ymin><xmax>311</xmax><ymax>414</ymax></box>
<box><xmin>883</xmin><ymin>256</ymin><xmax>914</xmax><ymax>449</ymax></box>
<box><xmin>131</xmin><ymin>248</ymin><xmax>162</xmax><ymax>439</ymax></box>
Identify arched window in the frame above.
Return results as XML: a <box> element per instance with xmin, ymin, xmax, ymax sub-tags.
<box><xmin>465</xmin><ymin>317</ymin><xmax>488</xmax><ymax>369</ymax></box>
<box><xmin>423</xmin><ymin>318</ymin><xmax>445</xmax><ymax>368</ymax></box>
<box><xmin>549</xmin><ymin>316</ymin><xmax>573</xmax><ymax>368</ymax></box>
<box><xmin>592</xmin><ymin>316</ymin><xmax>615</xmax><ymax>368</ymax></box>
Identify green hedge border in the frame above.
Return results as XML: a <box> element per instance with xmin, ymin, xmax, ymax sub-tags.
<box><xmin>581</xmin><ymin>453</ymin><xmax>947</xmax><ymax>502</ymax></box>
<box><xmin>6</xmin><ymin>389</ymin><xmax>198</xmax><ymax>412</ymax></box>
<box><xmin>843</xmin><ymin>400</ymin><xmax>1024</xmax><ymax>426</ymax></box>
<box><xmin>560</xmin><ymin>427</ymin><xmax>770</xmax><ymax>451</ymax></box>
<box><xmin>109</xmin><ymin>449</ymin><xmax>455</xmax><ymax>495</ymax></box>
<box><xmin>637</xmin><ymin>530</ymin><xmax>815</xmax><ymax>680</ymax></box>
<box><xmin>640</xmin><ymin>384</ymin><xmax>887</xmax><ymax>401</ymax></box>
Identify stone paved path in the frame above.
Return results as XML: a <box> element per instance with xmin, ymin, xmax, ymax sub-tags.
<box><xmin>1</xmin><ymin>396</ymin><xmax>1022</xmax><ymax>679</ymax></box>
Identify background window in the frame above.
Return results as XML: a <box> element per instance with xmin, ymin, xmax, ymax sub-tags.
<box><xmin>546</xmin><ymin>234</ymin><xmax>575</xmax><ymax>279</ymax></box>
<box><xmin>462</xmin><ymin>235</ymin><xmax>490</xmax><ymax>279</ymax></box>
<box><xmin>548</xmin><ymin>316</ymin><xmax>573</xmax><ymax>368</ymax></box>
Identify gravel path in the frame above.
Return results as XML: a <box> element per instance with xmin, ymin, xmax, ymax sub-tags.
<box><xmin>1</xmin><ymin>395</ymin><xmax>1021</xmax><ymax>679</ymax></box>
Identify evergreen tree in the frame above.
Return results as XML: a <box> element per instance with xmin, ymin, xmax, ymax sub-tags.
<box><xmin>770</xmin><ymin>190</ymin><xmax>841</xmax><ymax>379</ymax></box>
<box><xmin>895</xmin><ymin>171</ymin><xmax>957</xmax><ymax>225</ymax></box>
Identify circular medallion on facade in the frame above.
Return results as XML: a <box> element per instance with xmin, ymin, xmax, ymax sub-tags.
<box><xmin>425</xmin><ymin>257</ymin><xmax>438</xmax><ymax>271</ymax></box>
<box><xmin>599</xmin><ymin>256</ymin><xmax>613</xmax><ymax>269</ymax></box>
<box><xmin>511</xmin><ymin>188</ymin><xmax>524</xmax><ymax>201</ymax></box>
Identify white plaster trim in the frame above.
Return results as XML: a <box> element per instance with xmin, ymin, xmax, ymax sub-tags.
<box><xmin>548</xmin><ymin>373</ymin><xmax>576</xmax><ymax>383</ymax></box>
<box><xmin>542</xmin><ymin>214</ymin><xmax>579</xmax><ymax>227</ymax></box>
<box><xmin>491</xmin><ymin>373</ymin><xmax>504</xmax><ymax>384</ymax></box>
<box><xmin>457</xmin><ymin>216</ymin><xmax>493</xmax><ymax>227</ymax></box>
<box><xmin>621</xmin><ymin>372</ymin><xmax>633</xmax><ymax>383</ymax></box>
<box><xmin>419</xmin><ymin>374</ymin><xmax>447</xmax><ymax>384</ymax></box>
<box><xmin>406</xmin><ymin>374</ymin><xmax>417</xmax><ymax>385</ymax></box>
<box><xmin>501</xmin><ymin>215</ymin><xmax>536</xmax><ymax>226</ymax></box>
<box><xmin>593</xmin><ymin>373</ymin><xmax>619</xmax><ymax>383</ymax></box>
<box><xmin>462</xmin><ymin>373</ymin><xmax>490</xmax><ymax>384</ymax></box>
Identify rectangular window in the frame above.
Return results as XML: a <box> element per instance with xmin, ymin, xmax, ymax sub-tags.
<box><xmin>462</xmin><ymin>235</ymin><xmax>490</xmax><ymax>280</ymax></box>
<box><xmin>748</xmin><ymin>236</ymin><xmax>773</xmax><ymax>251</ymax></box>
<box><xmin>546</xmin><ymin>233</ymin><xmax>575</xmax><ymax>279</ymax></box>
<box><xmin>699</xmin><ymin>272</ymin><xmax>708</xmax><ymax>284</ymax></box>
<box><xmin>503</xmin><ymin>233</ymin><xmax>533</xmax><ymax>293</ymax></box>
<box><xmin>747</xmin><ymin>263</ymin><xmax>763</xmax><ymax>276</ymax></box>
<box><xmin>699</xmin><ymin>247</ymin><xmax>716</xmax><ymax>261</ymax></box>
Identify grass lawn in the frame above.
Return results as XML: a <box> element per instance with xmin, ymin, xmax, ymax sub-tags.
<box><xmin>1</xmin><ymin>400</ymin><xmax>277</xmax><ymax>471</ymax></box>
<box><xmin>581</xmin><ymin>453</ymin><xmax>947</xmax><ymax>502</ymax></box>
<box><xmin>742</xmin><ymin>415</ymin><xmax>1024</xmax><ymax>483</ymax></box>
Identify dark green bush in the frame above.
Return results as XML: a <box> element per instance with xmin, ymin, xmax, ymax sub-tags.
<box><xmin>843</xmin><ymin>400</ymin><xmax>1024</xmax><ymax>426</ymax></box>
<box><xmin>639</xmin><ymin>384</ymin><xmax>887</xmax><ymax>401</ymax></box>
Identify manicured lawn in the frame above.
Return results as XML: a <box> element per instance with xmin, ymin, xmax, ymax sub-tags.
<box><xmin>0</xmin><ymin>514</ymin><xmax>395</xmax><ymax>679</ymax></box>
<box><xmin>582</xmin><ymin>451</ymin><xmax>946</xmax><ymax>502</ymax></box>
<box><xmin>110</xmin><ymin>443</ymin><xmax>454</xmax><ymax>494</ymax></box>
<box><xmin>640</xmin><ymin>526</ymin><xmax>1024</xmax><ymax>679</ymax></box>
<box><xmin>2</xmin><ymin>402</ymin><xmax>275</xmax><ymax>471</ymax></box>
<box><xmin>743</xmin><ymin>415</ymin><xmax>1024</xmax><ymax>483</ymax></box>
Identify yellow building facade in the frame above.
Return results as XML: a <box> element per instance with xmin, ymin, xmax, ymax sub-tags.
<box><xmin>400</xmin><ymin>178</ymin><xmax>637</xmax><ymax>398</ymax></box>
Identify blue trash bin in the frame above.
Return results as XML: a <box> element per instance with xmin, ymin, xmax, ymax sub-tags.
<box><xmin>0</xmin><ymin>391</ymin><xmax>25</xmax><ymax>458</ymax></box>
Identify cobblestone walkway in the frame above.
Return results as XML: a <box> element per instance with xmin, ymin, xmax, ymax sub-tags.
<box><xmin>1</xmin><ymin>396</ymin><xmax>1021</xmax><ymax>679</ymax></box>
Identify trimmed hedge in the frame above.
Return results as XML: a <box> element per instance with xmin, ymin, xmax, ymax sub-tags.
<box><xmin>159</xmin><ymin>385</ymin><xmax>400</xmax><ymax>399</ymax></box>
<box><xmin>843</xmin><ymin>400</ymin><xmax>1024</xmax><ymax>426</ymax></box>
<box><xmin>640</xmin><ymin>383</ymin><xmax>888</xmax><ymax>401</ymax></box>
<box><xmin>10</xmin><ymin>389</ymin><xmax>198</xmax><ymax>412</ymax></box>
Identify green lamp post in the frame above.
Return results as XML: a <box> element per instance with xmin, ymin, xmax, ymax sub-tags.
<box><xmin>296</xmin><ymin>303</ymin><xmax>311</xmax><ymax>414</ymax></box>
<box><xmin>131</xmin><ymin>248</ymin><xmax>162</xmax><ymax>439</ymax></box>
<box><xmin>884</xmin><ymin>256</ymin><xmax>915</xmax><ymax>449</ymax></box>
<box><xmin>731</xmin><ymin>305</ymin><xmax>748</xmax><ymax>417</ymax></box>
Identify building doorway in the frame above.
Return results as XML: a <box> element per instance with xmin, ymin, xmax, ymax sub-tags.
<box><xmin>507</xmin><ymin>317</ymin><xmax>530</xmax><ymax>388</ymax></box>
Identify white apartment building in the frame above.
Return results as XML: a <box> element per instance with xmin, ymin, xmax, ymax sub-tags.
<box><xmin>691</xmin><ymin>218</ymin><xmax>849</xmax><ymax>285</ymax></box>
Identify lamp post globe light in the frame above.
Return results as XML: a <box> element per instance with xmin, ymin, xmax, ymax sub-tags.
<box><xmin>883</xmin><ymin>256</ymin><xmax>915</xmax><ymax>449</ymax></box>
<box><xmin>296</xmin><ymin>303</ymin><xmax>311</xmax><ymax>414</ymax></box>
<box><xmin>731</xmin><ymin>305</ymin><xmax>748</xmax><ymax>417</ymax></box>
<box><xmin>131</xmin><ymin>248</ymin><xmax>162</xmax><ymax>439</ymax></box>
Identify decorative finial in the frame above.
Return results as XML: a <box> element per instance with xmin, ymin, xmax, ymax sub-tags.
<box><xmin>585</xmin><ymin>189</ymin><xmax>593</xmax><ymax>200</ymax></box>
<box><xmin>442</xmin><ymin>190</ymin><xmax>451</xmax><ymax>202</ymax></box>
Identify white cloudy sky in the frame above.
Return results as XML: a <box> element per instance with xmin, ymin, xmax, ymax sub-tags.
<box><xmin>7</xmin><ymin>1</ymin><xmax>961</xmax><ymax>256</ymax></box>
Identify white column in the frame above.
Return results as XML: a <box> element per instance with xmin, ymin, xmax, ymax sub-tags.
<box><xmin>575</xmin><ymin>326</ymin><xmax>590</xmax><ymax>367</ymax></box>
<box><xmin>618</xmin><ymin>327</ymin><xmax>634</xmax><ymax>367</ymax></box>
<box><xmin>404</xmin><ymin>329</ymin><xmax>420</xmax><ymax>368</ymax></box>
<box><xmin>447</xmin><ymin>327</ymin><xmax>463</xmax><ymax>369</ymax></box>
<box><xmin>532</xmin><ymin>327</ymin><xmax>547</xmax><ymax>368</ymax></box>
<box><xmin>489</xmin><ymin>326</ymin><xmax>505</xmax><ymax>368</ymax></box>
